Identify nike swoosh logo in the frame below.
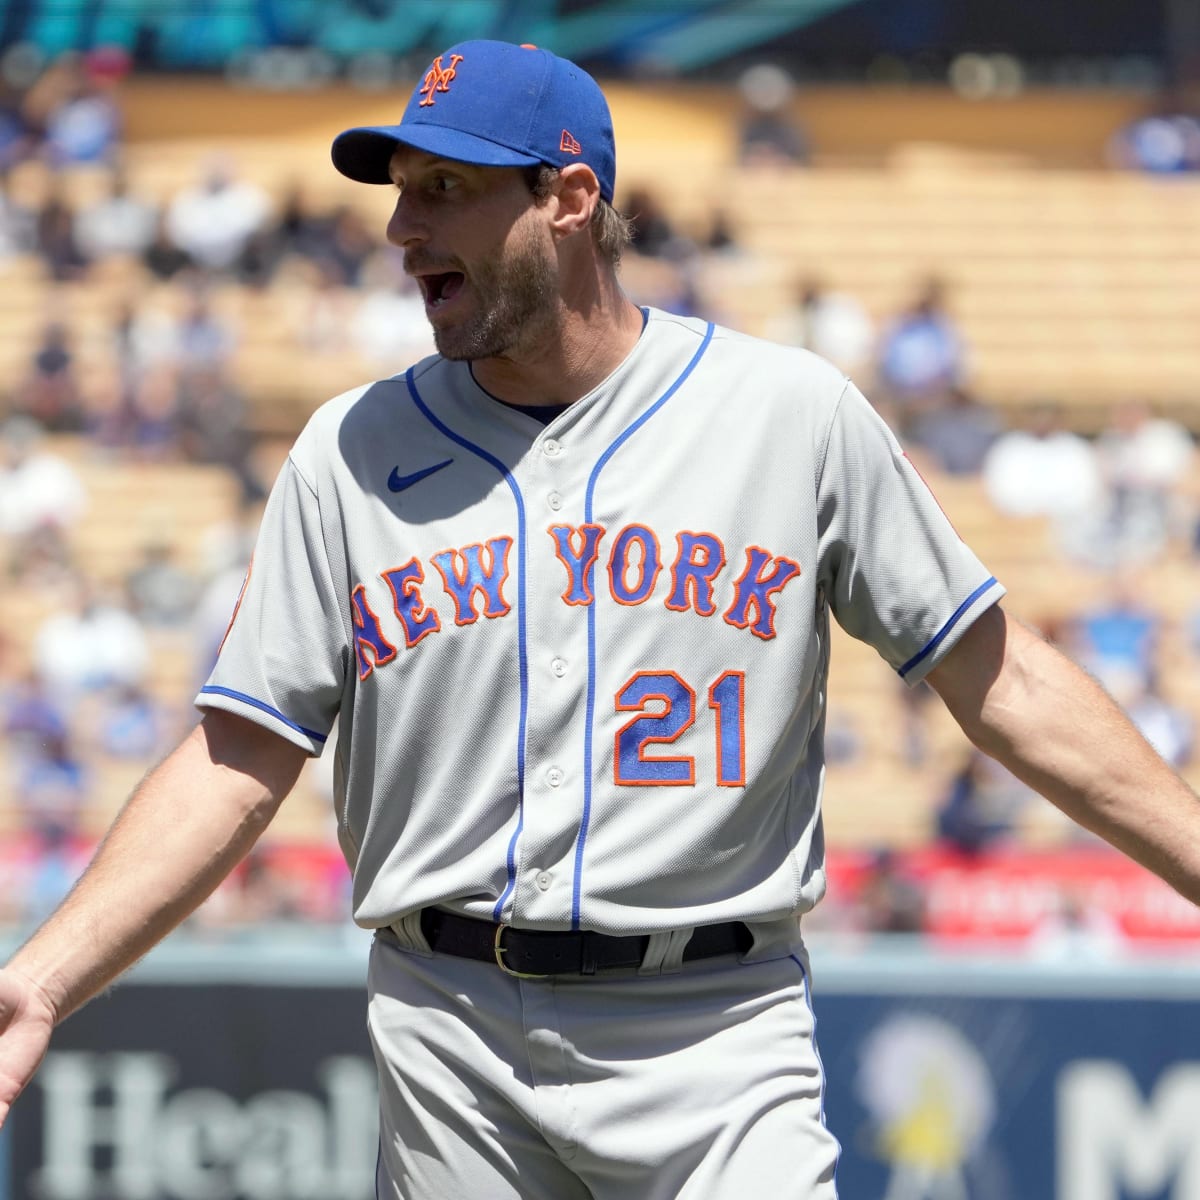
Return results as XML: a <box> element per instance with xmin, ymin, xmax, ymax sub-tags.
<box><xmin>388</xmin><ymin>459</ymin><xmax>454</xmax><ymax>493</ymax></box>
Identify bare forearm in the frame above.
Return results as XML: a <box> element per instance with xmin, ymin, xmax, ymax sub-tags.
<box><xmin>7</xmin><ymin>713</ymin><xmax>304</xmax><ymax>1022</ymax></box>
<box><xmin>930</xmin><ymin>605</ymin><xmax>1200</xmax><ymax>905</ymax></box>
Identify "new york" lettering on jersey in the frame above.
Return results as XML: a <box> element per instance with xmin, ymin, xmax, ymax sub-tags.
<box><xmin>350</xmin><ymin>523</ymin><xmax>801</xmax><ymax>679</ymax></box>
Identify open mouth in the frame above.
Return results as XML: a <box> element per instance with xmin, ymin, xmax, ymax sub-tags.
<box><xmin>420</xmin><ymin>271</ymin><xmax>466</xmax><ymax>309</ymax></box>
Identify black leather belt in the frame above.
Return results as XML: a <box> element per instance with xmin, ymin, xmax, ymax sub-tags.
<box><xmin>420</xmin><ymin>908</ymin><xmax>753</xmax><ymax>978</ymax></box>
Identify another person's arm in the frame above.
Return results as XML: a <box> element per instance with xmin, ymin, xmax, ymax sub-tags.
<box><xmin>0</xmin><ymin>709</ymin><xmax>308</xmax><ymax>1126</ymax></box>
<box><xmin>928</xmin><ymin>603</ymin><xmax>1200</xmax><ymax>905</ymax></box>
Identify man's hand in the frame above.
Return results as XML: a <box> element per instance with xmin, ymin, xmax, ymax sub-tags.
<box><xmin>0</xmin><ymin>966</ymin><xmax>57</xmax><ymax>1129</ymax></box>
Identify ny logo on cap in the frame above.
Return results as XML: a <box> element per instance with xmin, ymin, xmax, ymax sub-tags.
<box><xmin>419</xmin><ymin>53</ymin><xmax>464</xmax><ymax>107</ymax></box>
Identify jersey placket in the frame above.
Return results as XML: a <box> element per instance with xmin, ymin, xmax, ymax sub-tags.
<box><xmin>502</xmin><ymin>430</ymin><xmax>593</xmax><ymax>927</ymax></box>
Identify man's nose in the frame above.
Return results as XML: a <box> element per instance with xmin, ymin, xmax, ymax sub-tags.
<box><xmin>386</xmin><ymin>194</ymin><xmax>426</xmax><ymax>249</ymax></box>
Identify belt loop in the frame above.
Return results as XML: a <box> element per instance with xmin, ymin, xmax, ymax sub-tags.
<box><xmin>639</xmin><ymin>928</ymin><xmax>693</xmax><ymax>976</ymax></box>
<box><xmin>580</xmin><ymin>931</ymin><xmax>598</xmax><ymax>976</ymax></box>
<box><xmin>392</xmin><ymin>911</ymin><xmax>433</xmax><ymax>956</ymax></box>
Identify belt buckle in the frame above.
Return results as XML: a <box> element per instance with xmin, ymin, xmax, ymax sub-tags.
<box><xmin>493</xmin><ymin>924</ymin><xmax>544</xmax><ymax>979</ymax></box>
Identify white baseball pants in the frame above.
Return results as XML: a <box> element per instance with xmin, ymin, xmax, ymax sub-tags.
<box><xmin>367</xmin><ymin>927</ymin><xmax>840</xmax><ymax>1199</ymax></box>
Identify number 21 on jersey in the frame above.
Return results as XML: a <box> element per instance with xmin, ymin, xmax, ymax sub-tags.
<box><xmin>615</xmin><ymin>670</ymin><xmax>745</xmax><ymax>787</ymax></box>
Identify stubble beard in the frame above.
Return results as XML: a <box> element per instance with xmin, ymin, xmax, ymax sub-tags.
<box><xmin>431</xmin><ymin>225</ymin><xmax>559</xmax><ymax>363</ymax></box>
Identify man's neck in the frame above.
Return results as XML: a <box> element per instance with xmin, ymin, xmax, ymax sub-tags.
<box><xmin>471</xmin><ymin>292</ymin><xmax>645</xmax><ymax>408</ymax></box>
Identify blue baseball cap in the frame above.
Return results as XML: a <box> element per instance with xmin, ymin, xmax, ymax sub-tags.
<box><xmin>331</xmin><ymin>40</ymin><xmax>616</xmax><ymax>203</ymax></box>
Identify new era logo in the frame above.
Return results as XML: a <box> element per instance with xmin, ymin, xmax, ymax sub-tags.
<box><xmin>560</xmin><ymin>129</ymin><xmax>582</xmax><ymax>155</ymax></box>
<box><xmin>419</xmin><ymin>53</ymin><xmax>464</xmax><ymax>107</ymax></box>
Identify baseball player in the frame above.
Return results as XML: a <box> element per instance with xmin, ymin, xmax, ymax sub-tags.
<box><xmin>3</xmin><ymin>38</ymin><xmax>1200</xmax><ymax>1200</ymax></box>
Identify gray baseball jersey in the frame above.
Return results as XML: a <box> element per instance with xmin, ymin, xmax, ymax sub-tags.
<box><xmin>198</xmin><ymin>307</ymin><xmax>1003</xmax><ymax>934</ymax></box>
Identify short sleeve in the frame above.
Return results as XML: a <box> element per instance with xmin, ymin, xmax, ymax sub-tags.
<box><xmin>196</xmin><ymin>456</ymin><xmax>349</xmax><ymax>753</ymax></box>
<box><xmin>816</xmin><ymin>381</ymin><xmax>1005</xmax><ymax>684</ymax></box>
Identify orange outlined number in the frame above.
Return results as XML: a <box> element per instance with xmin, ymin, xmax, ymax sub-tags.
<box><xmin>615</xmin><ymin>672</ymin><xmax>696</xmax><ymax>786</ymax></box>
<box><xmin>709</xmin><ymin>671</ymin><xmax>746</xmax><ymax>787</ymax></box>
<box><xmin>614</xmin><ymin>670</ymin><xmax>747</xmax><ymax>787</ymax></box>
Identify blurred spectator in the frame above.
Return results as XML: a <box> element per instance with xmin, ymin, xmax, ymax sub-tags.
<box><xmin>111</xmin><ymin>295</ymin><xmax>182</xmax><ymax>380</ymax></box>
<box><xmin>1125</xmin><ymin>672</ymin><xmax>1194</xmax><ymax>770</ymax></box>
<box><xmin>1107</xmin><ymin>88</ymin><xmax>1200</xmax><ymax>174</ymax></box>
<box><xmin>735</xmin><ymin>63</ymin><xmax>810</xmax><ymax>168</ymax></box>
<box><xmin>624</xmin><ymin>185</ymin><xmax>690</xmax><ymax>260</ymax></box>
<box><xmin>74</xmin><ymin>163</ymin><xmax>159</xmax><ymax>261</ymax></box>
<box><xmin>0</xmin><ymin>168</ymin><xmax>36</xmax><ymax>260</ymax></box>
<box><xmin>764</xmin><ymin>275</ymin><xmax>875</xmax><ymax>376</ymax></box>
<box><xmin>0</xmin><ymin>82</ymin><xmax>38</xmax><ymax>170</ymax></box>
<box><xmin>321</xmin><ymin>204</ymin><xmax>378</xmax><ymax>287</ymax></box>
<box><xmin>700</xmin><ymin>208</ymin><xmax>741</xmax><ymax>257</ymax></box>
<box><xmin>13</xmin><ymin>319</ymin><xmax>87</xmax><ymax>433</ymax></box>
<box><xmin>125</xmin><ymin>538</ymin><xmax>196</xmax><ymax>628</ymax></box>
<box><xmin>293</xmin><ymin>256</ymin><xmax>356</xmax><ymax>353</ymax></box>
<box><xmin>13</xmin><ymin>726</ymin><xmax>89</xmax><ymax>837</ymax></box>
<box><xmin>352</xmin><ymin>265</ymin><xmax>430</xmax><ymax>365</ymax></box>
<box><xmin>142</xmin><ymin>212</ymin><xmax>193</xmax><ymax>281</ymax></box>
<box><xmin>1092</xmin><ymin>398</ymin><xmax>1194</xmax><ymax>567</ymax></box>
<box><xmin>262</xmin><ymin>180</ymin><xmax>333</xmax><ymax>265</ymax></box>
<box><xmin>174</xmin><ymin>286</ymin><xmax>237</xmax><ymax>378</ymax></box>
<box><xmin>17</xmin><ymin>815</ymin><xmax>92</xmax><ymax>925</ymax></box>
<box><xmin>86</xmin><ymin>361</ymin><xmax>180</xmax><ymax>460</ymax></box>
<box><xmin>89</xmin><ymin>681</ymin><xmax>170</xmax><ymax>760</ymax></box>
<box><xmin>824</xmin><ymin>708</ymin><xmax>864</xmax><ymax>766</ymax></box>
<box><xmin>876</xmin><ymin>277</ymin><xmax>966</xmax><ymax>415</ymax></box>
<box><xmin>1028</xmin><ymin>884</ymin><xmax>1125</xmax><ymax>961</ymax></box>
<box><xmin>909</xmin><ymin>385</ymin><xmax>1002</xmax><ymax>476</ymax></box>
<box><xmin>936</xmin><ymin>748</ymin><xmax>1031</xmax><ymax>855</ymax></box>
<box><xmin>981</xmin><ymin>401</ymin><xmax>1105</xmax><ymax>561</ymax></box>
<box><xmin>31</xmin><ymin>572</ymin><xmax>150</xmax><ymax>703</ymax></box>
<box><xmin>165</xmin><ymin>154</ymin><xmax>270</xmax><ymax>272</ymax></box>
<box><xmin>237</xmin><ymin>850</ymin><xmax>311</xmax><ymax>923</ymax></box>
<box><xmin>34</xmin><ymin>187</ymin><xmax>88</xmax><ymax>281</ymax></box>
<box><xmin>41</xmin><ymin>48</ymin><xmax>127</xmax><ymax>167</ymax></box>
<box><xmin>124</xmin><ymin>366</ymin><xmax>183</xmax><ymax>458</ymax></box>
<box><xmin>176</xmin><ymin>366</ymin><xmax>263</xmax><ymax>503</ymax></box>
<box><xmin>15</xmin><ymin>526</ymin><xmax>77</xmax><ymax>588</ymax></box>
<box><xmin>0</xmin><ymin>417</ymin><xmax>88</xmax><ymax>571</ymax></box>
<box><xmin>3</xmin><ymin>664</ymin><xmax>70</xmax><ymax>760</ymax></box>
<box><xmin>81</xmin><ymin>369</ymin><xmax>136</xmax><ymax>454</ymax></box>
<box><xmin>855</xmin><ymin>849</ymin><xmax>925</xmax><ymax>933</ymax></box>
<box><xmin>1067</xmin><ymin>574</ymin><xmax>1161</xmax><ymax>695</ymax></box>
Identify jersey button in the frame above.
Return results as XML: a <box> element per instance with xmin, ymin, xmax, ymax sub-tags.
<box><xmin>542</xmin><ymin>439</ymin><xmax>562</xmax><ymax>458</ymax></box>
<box><xmin>551</xmin><ymin>658</ymin><xmax>567</xmax><ymax>677</ymax></box>
<box><xmin>547</xmin><ymin>491</ymin><xmax>562</xmax><ymax>511</ymax></box>
<box><xmin>535</xmin><ymin>871</ymin><xmax>552</xmax><ymax>891</ymax></box>
<box><xmin>546</xmin><ymin>767</ymin><xmax>563</xmax><ymax>788</ymax></box>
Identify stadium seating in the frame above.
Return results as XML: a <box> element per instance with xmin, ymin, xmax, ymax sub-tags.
<box><xmin>1</xmin><ymin>79</ymin><xmax>1197</xmax><ymax>868</ymax></box>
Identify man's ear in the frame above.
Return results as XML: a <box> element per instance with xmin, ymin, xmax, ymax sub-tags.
<box><xmin>548</xmin><ymin>163</ymin><xmax>600</xmax><ymax>239</ymax></box>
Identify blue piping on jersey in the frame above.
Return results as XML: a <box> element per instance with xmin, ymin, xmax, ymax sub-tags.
<box><xmin>198</xmin><ymin>685</ymin><xmax>328</xmax><ymax>742</ymax></box>
<box><xmin>405</xmin><ymin>368</ymin><xmax>529</xmax><ymax>924</ymax></box>
<box><xmin>573</xmin><ymin>321</ymin><xmax>716</xmax><ymax>929</ymax></box>
<box><xmin>897</xmin><ymin>576</ymin><xmax>999</xmax><ymax>680</ymax></box>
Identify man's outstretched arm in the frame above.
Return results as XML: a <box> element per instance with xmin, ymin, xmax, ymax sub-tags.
<box><xmin>928</xmin><ymin>602</ymin><xmax>1200</xmax><ymax>905</ymax></box>
<box><xmin>0</xmin><ymin>709</ymin><xmax>309</xmax><ymax>1127</ymax></box>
